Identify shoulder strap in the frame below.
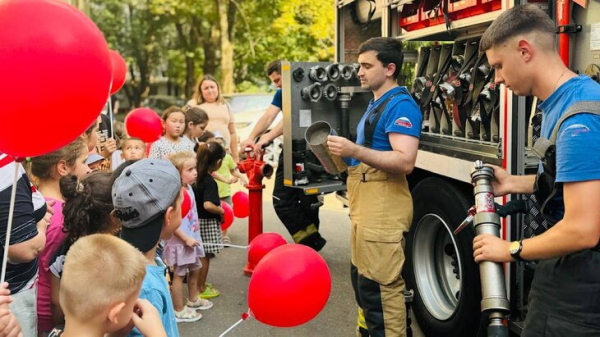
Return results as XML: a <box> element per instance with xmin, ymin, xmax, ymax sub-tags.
<box><xmin>363</xmin><ymin>93</ymin><xmax>400</xmax><ymax>149</ymax></box>
<box><xmin>532</xmin><ymin>100</ymin><xmax>600</xmax><ymax>159</ymax></box>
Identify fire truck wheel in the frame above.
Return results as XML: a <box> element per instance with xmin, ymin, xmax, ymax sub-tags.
<box><xmin>405</xmin><ymin>177</ymin><xmax>482</xmax><ymax>337</ymax></box>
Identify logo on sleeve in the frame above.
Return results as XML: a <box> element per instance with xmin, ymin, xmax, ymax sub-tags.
<box><xmin>395</xmin><ymin>117</ymin><xmax>413</xmax><ymax>129</ymax></box>
<box><xmin>562</xmin><ymin>124</ymin><xmax>590</xmax><ymax>137</ymax></box>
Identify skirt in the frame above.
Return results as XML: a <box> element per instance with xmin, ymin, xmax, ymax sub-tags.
<box><xmin>199</xmin><ymin>217</ymin><xmax>223</xmax><ymax>255</ymax></box>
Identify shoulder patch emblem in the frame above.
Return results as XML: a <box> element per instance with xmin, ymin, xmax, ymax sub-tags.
<box><xmin>395</xmin><ymin>117</ymin><xmax>413</xmax><ymax>129</ymax></box>
<box><xmin>562</xmin><ymin>124</ymin><xmax>590</xmax><ymax>137</ymax></box>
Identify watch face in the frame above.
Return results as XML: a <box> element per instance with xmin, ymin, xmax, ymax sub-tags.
<box><xmin>509</xmin><ymin>241</ymin><xmax>520</xmax><ymax>254</ymax></box>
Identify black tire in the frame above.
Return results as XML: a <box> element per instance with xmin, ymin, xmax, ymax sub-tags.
<box><xmin>405</xmin><ymin>177</ymin><xmax>482</xmax><ymax>337</ymax></box>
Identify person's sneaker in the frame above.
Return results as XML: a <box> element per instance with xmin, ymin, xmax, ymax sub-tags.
<box><xmin>187</xmin><ymin>298</ymin><xmax>213</xmax><ymax>310</ymax></box>
<box><xmin>174</xmin><ymin>306</ymin><xmax>202</xmax><ymax>323</ymax></box>
<box><xmin>198</xmin><ymin>286</ymin><xmax>220</xmax><ymax>299</ymax></box>
<box><xmin>222</xmin><ymin>235</ymin><xmax>231</xmax><ymax>247</ymax></box>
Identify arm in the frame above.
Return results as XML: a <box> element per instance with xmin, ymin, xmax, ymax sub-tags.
<box><xmin>173</xmin><ymin>229</ymin><xmax>198</xmax><ymax>247</ymax></box>
<box><xmin>474</xmin><ymin>180</ymin><xmax>600</xmax><ymax>262</ymax></box>
<box><xmin>255</xmin><ymin>120</ymin><xmax>283</xmax><ymax>155</ymax></box>
<box><xmin>203</xmin><ymin>201</ymin><xmax>224</xmax><ymax>215</ymax></box>
<box><xmin>228</xmin><ymin>122</ymin><xmax>239</xmax><ymax>163</ymax></box>
<box><xmin>240</xmin><ymin>105</ymin><xmax>281</xmax><ymax>150</ymax></box>
<box><xmin>231</xmin><ymin>169</ymin><xmax>248</xmax><ymax>185</ymax></box>
<box><xmin>488</xmin><ymin>165</ymin><xmax>536</xmax><ymax>196</ymax></box>
<box><xmin>327</xmin><ymin>133</ymin><xmax>419</xmax><ymax>174</ymax></box>
<box><xmin>50</xmin><ymin>275</ymin><xmax>64</xmax><ymax>326</ymax></box>
<box><xmin>7</xmin><ymin>216</ymin><xmax>49</xmax><ymax>264</ymax></box>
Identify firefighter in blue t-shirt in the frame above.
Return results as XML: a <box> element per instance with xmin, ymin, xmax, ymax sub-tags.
<box><xmin>328</xmin><ymin>37</ymin><xmax>422</xmax><ymax>336</ymax></box>
<box><xmin>474</xmin><ymin>5</ymin><xmax>600</xmax><ymax>336</ymax></box>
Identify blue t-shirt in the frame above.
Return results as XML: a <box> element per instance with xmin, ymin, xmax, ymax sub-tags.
<box><xmin>128</xmin><ymin>258</ymin><xmax>179</xmax><ymax>337</ymax></box>
<box><xmin>538</xmin><ymin>75</ymin><xmax>600</xmax><ymax>217</ymax></box>
<box><xmin>271</xmin><ymin>89</ymin><xmax>282</xmax><ymax>109</ymax></box>
<box><xmin>349</xmin><ymin>86</ymin><xmax>422</xmax><ymax>167</ymax></box>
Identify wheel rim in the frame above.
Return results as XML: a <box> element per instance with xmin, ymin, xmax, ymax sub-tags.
<box><xmin>413</xmin><ymin>213</ymin><xmax>463</xmax><ymax>321</ymax></box>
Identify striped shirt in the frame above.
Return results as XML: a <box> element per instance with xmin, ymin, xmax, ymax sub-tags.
<box><xmin>0</xmin><ymin>154</ymin><xmax>39</xmax><ymax>293</ymax></box>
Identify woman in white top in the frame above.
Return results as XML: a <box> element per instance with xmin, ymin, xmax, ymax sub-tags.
<box><xmin>187</xmin><ymin>75</ymin><xmax>239</xmax><ymax>162</ymax></box>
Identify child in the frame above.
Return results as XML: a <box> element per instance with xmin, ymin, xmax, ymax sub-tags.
<box><xmin>121</xmin><ymin>137</ymin><xmax>147</xmax><ymax>162</ymax></box>
<box><xmin>149</xmin><ymin>107</ymin><xmax>194</xmax><ymax>159</ymax></box>
<box><xmin>212</xmin><ymin>131</ymin><xmax>248</xmax><ymax>244</ymax></box>
<box><xmin>29</xmin><ymin>137</ymin><xmax>91</xmax><ymax>335</ymax></box>
<box><xmin>112</xmin><ymin>159</ymin><xmax>184</xmax><ymax>337</ymax></box>
<box><xmin>194</xmin><ymin>142</ymin><xmax>226</xmax><ymax>300</ymax></box>
<box><xmin>111</xmin><ymin>121</ymin><xmax>128</xmax><ymax>171</ymax></box>
<box><xmin>50</xmin><ymin>234</ymin><xmax>166</xmax><ymax>337</ymax></box>
<box><xmin>48</xmin><ymin>172</ymin><xmax>123</xmax><ymax>328</ymax></box>
<box><xmin>165</xmin><ymin>152</ymin><xmax>212</xmax><ymax>323</ymax></box>
<box><xmin>183</xmin><ymin>106</ymin><xmax>209</xmax><ymax>150</ymax></box>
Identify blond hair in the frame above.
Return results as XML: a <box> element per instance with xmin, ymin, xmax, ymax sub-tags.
<box><xmin>169</xmin><ymin>151</ymin><xmax>196</xmax><ymax>175</ymax></box>
<box><xmin>60</xmin><ymin>234</ymin><xmax>147</xmax><ymax>321</ymax></box>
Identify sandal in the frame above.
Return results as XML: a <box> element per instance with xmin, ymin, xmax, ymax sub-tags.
<box><xmin>174</xmin><ymin>306</ymin><xmax>202</xmax><ymax>323</ymax></box>
<box><xmin>198</xmin><ymin>286</ymin><xmax>220</xmax><ymax>299</ymax></box>
<box><xmin>187</xmin><ymin>298</ymin><xmax>213</xmax><ymax>310</ymax></box>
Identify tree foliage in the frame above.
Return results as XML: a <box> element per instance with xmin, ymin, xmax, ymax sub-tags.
<box><xmin>88</xmin><ymin>0</ymin><xmax>335</xmax><ymax>106</ymax></box>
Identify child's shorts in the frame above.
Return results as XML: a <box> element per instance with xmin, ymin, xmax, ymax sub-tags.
<box><xmin>173</xmin><ymin>260</ymin><xmax>202</xmax><ymax>277</ymax></box>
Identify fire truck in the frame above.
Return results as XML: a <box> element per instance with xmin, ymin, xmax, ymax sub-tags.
<box><xmin>278</xmin><ymin>0</ymin><xmax>600</xmax><ymax>335</ymax></box>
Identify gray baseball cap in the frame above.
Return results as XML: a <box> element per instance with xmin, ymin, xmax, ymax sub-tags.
<box><xmin>112</xmin><ymin>159</ymin><xmax>181</xmax><ymax>252</ymax></box>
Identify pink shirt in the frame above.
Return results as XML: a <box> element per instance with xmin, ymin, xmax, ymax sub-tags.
<box><xmin>37</xmin><ymin>197</ymin><xmax>66</xmax><ymax>332</ymax></box>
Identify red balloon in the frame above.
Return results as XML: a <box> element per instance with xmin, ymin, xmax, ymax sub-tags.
<box><xmin>232</xmin><ymin>191</ymin><xmax>250</xmax><ymax>218</ymax></box>
<box><xmin>0</xmin><ymin>0</ymin><xmax>112</xmax><ymax>158</ymax></box>
<box><xmin>221</xmin><ymin>201</ymin><xmax>234</xmax><ymax>231</ymax></box>
<box><xmin>109</xmin><ymin>50</ymin><xmax>127</xmax><ymax>95</ymax></box>
<box><xmin>248</xmin><ymin>233</ymin><xmax>287</xmax><ymax>266</ymax></box>
<box><xmin>248</xmin><ymin>244</ymin><xmax>331</xmax><ymax>327</ymax></box>
<box><xmin>125</xmin><ymin>108</ymin><xmax>163</xmax><ymax>143</ymax></box>
<box><xmin>181</xmin><ymin>188</ymin><xmax>191</xmax><ymax>217</ymax></box>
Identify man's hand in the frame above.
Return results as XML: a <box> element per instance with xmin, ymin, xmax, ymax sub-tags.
<box><xmin>131</xmin><ymin>299</ymin><xmax>167</xmax><ymax>337</ymax></box>
<box><xmin>487</xmin><ymin>165</ymin><xmax>513</xmax><ymax>197</ymax></box>
<box><xmin>100</xmin><ymin>138</ymin><xmax>118</xmax><ymax>158</ymax></box>
<box><xmin>240</xmin><ymin>138</ymin><xmax>255</xmax><ymax>155</ymax></box>
<box><xmin>327</xmin><ymin>135</ymin><xmax>358</xmax><ymax>158</ymax></box>
<box><xmin>37</xmin><ymin>201</ymin><xmax>54</xmax><ymax>232</ymax></box>
<box><xmin>473</xmin><ymin>234</ymin><xmax>513</xmax><ymax>263</ymax></box>
<box><xmin>254</xmin><ymin>137</ymin><xmax>270</xmax><ymax>157</ymax></box>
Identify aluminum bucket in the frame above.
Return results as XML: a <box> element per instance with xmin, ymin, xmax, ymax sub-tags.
<box><xmin>304</xmin><ymin>121</ymin><xmax>348</xmax><ymax>174</ymax></box>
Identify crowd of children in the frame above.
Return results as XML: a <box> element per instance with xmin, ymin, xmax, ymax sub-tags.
<box><xmin>0</xmin><ymin>102</ymin><xmax>247</xmax><ymax>336</ymax></box>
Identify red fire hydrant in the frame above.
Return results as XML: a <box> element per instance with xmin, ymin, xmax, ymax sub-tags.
<box><xmin>238</xmin><ymin>146</ymin><xmax>274</xmax><ymax>276</ymax></box>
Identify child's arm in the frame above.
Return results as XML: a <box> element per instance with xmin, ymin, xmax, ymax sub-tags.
<box><xmin>173</xmin><ymin>229</ymin><xmax>199</xmax><ymax>247</ymax></box>
<box><xmin>232</xmin><ymin>169</ymin><xmax>248</xmax><ymax>185</ymax></box>
<box><xmin>204</xmin><ymin>201</ymin><xmax>225</xmax><ymax>215</ymax></box>
<box><xmin>50</xmin><ymin>275</ymin><xmax>65</xmax><ymax>326</ymax></box>
<box><xmin>211</xmin><ymin>171</ymin><xmax>228</xmax><ymax>183</ymax></box>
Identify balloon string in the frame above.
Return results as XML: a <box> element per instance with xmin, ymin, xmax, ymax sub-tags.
<box><xmin>1</xmin><ymin>164</ymin><xmax>19</xmax><ymax>283</ymax></box>
<box><xmin>218</xmin><ymin>309</ymin><xmax>253</xmax><ymax>337</ymax></box>
<box><xmin>201</xmin><ymin>242</ymin><xmax>248</xmax><ymax>249</ymax></box>
<box><xmin>107</xmin><ymin>95</ymin><xmax>114</xmax><ymax>138</ymax></box>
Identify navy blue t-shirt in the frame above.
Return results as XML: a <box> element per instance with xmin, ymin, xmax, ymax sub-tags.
<box><xmin>271</xmin><ymin>89</ymin><xmax>282</xmax><ymax>110</ymax></box>
<box><xmin>538</xmin><ymin>75</ymin><xmax>600</xmax><ymax>217</ymax></box>
<box><xmin>0</xmin><ymin>156</ymin><xmax>39</xmax><ymax>293</ymax></box>
<box><xmin>349</xmin><ymin>86</ymin><xmax>422</xmax><ymax>167</ymax></box>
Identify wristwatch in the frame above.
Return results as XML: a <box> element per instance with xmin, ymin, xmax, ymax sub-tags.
<box><xmin>509</xmin><ymin>240</ymin><xmax>524</xmax><ymax>262</ymax></box>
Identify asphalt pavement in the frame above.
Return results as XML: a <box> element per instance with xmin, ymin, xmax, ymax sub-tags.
<box><xmin>179</xmin><ymin>178</ymin><xmax>424</xmax><ymax>337</ymax></box>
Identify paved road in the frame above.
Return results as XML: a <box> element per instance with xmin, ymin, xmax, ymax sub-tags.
<box><xmin>179</xmin><ymin>180</ymin><xmax>424</xmax><ymax>336</ymax></box>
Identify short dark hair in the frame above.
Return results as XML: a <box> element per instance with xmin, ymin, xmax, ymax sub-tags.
<box><xmin>480</xmin><ymin>5</ymin><xmax>555</xmax><ymax>52</ymax></box>
<box><xmin>266</xmin><ymin>60</ymin><xmax>281</xmax><ymax>76</ymax></box>
<box><xmin>358</xmin><ymin>37</ymin><xmax>404</xmax><ymax>79</ymax></box>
